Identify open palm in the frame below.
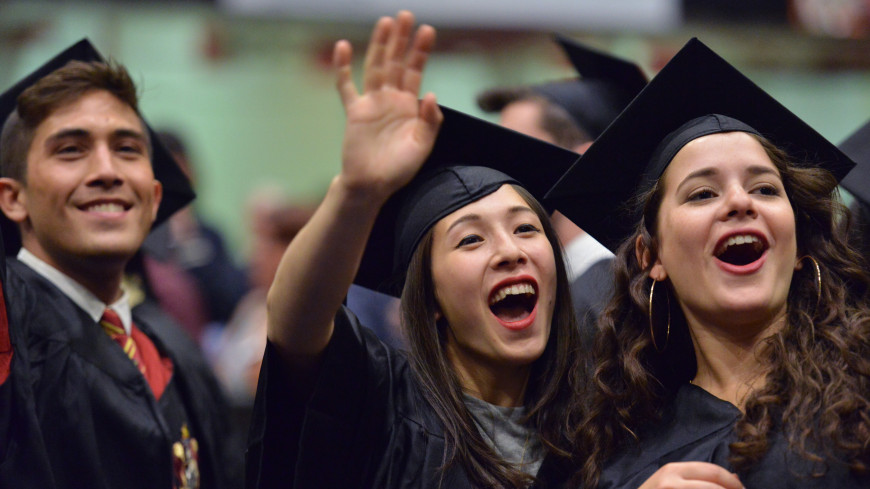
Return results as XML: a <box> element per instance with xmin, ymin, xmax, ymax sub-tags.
<box><xmin>334</xmin><ymin>11</ymin><xmax>442</xmax><ymax>202</ymax></box>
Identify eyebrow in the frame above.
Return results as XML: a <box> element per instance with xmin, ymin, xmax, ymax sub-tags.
<box><xmin>46</xmin><ymin>128</ymin><xmax>147</xmax><ymax>145</ymax></box>
<box><xmin>112</xmin><ymin>129</ymin><xmax>148</xmax><ymax>142</ymax></box>
<box><xmin>445</xmin><ymin>205</ymin><xmax>535</xmax><ymax>234</ymax></box>
<box><xmin>676</xmin><ymin>164</ymin><xmax>780</xmax><ymax>193</ymax></box>
<box><xmin>45</xmin><ymin>128</ymin><xmax>90</xmax><ymax>145</ymax></box>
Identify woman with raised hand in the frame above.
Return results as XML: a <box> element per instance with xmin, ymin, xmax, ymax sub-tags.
<box><xmin>246</xmin><ymin>11</ymin><xmax>583</xmax><ymax>488</ymax></box>
<box><xmin>548</xmin><ymin>39</ymin><xmax>870</xmax><ymax>488</ymax></box>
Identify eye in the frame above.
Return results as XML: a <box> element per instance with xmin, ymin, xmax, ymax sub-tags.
<box><xmin>753</xmin><ymin>184</ymin><xmax>780</xmax><ymax>196</ymax></box>
<box><xmin>55</xmin><ymin>143</ymin><xmax>84</xmax><ymax>157</ymax></box>
<box><xmin>116</xmin><ymin>140</ymin><xmax>146</xmax><ymax>156</ymax></box>
<box><xmin>457</xmin><ymin>234</ymin><xmax>482</xmax><ymax>247</ymax></box>
<box><xmin>515</xmin><ymin>223</ymin><xmax>540</xmax><ymax>235</ymax></box>
<box><xmin>687</xmin><ymin>188</ymin><xmax>716</xmax><ymax>201</ymax></box>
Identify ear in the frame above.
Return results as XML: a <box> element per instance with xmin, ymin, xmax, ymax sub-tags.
<box><xmin>0</xmin><ymin>178</ymin><xmax>28</xmax><ymax>224</ymax></box>
<box><xmin>635</xmin><ymin>234</ymin><xmax>668</xmax><ymax>281</ymax></box>
<box><xmin>794</xmin><ymin>253</ymin><xmax>805</xmax><ymax>271</ymax></box>
<box><xmin>150</xmin><ymin>180</ymin><xmax>163</xmax><ymax>221</ymax></box>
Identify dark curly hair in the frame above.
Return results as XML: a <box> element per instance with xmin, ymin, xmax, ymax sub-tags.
<box><xmin>570</xmin><ymin>134</ymin><xmax>870</xmax><ymax>487</ymax></box>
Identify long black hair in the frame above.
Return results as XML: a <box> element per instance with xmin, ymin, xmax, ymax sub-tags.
<box><xmin>401</xmin><ymin>184</ymin><xmax>581</xmax><ymax>488</ymax></box>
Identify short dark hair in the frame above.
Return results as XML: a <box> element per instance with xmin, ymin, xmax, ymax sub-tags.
<box><xmin>476</xmin><ymin>87</ymin><xmax>591</xmax><ymax>149</ymax></box>
<box><xmin>0</xmin><ymin>59</ymin><xmax>146</xmax><ymax>183</ymax></box>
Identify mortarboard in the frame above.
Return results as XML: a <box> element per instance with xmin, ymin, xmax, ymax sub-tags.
<box><xmin>354</xmin><ymin>105</ymin><xmax>581</xmax><ymax>297</ymax></box>
<box><xmin>0</xmin><ymin>38</ymin><xmax>195</xmax><ymax>253</ymax></box>
<box><xmin>838</xmin><ymin>119</ymin><xmax>870</xmax><ymax>208</ymax></box>
<box><xmin>545</xmin><ymin>38</ymin><xmax>856</xmax><ymax>252</ymax></box>
<box><xmin>477</xmin><ymin>34</ymin><xmax>647</xmax><ymax>140</ymax></box>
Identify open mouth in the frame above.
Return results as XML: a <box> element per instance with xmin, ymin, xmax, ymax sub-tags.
<box><xmin>714</xmin><ymin>233</ymin><xmax>768</xmax><ymax>266</ymax></box>
<box><xmin>488</xmin><ymin>282</ymin><xmax>537</xmax><ymax>323</ymax></box>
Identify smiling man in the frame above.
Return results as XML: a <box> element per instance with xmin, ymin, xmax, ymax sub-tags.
<box><xmin>0</xmin><ymin>41</ymin><xmax>237</xmax><ymax>489</ymax></box>
<box><xmin>3</xmin><ymin>78</ymin><xmax>161</xmax><ymax>300</ymax></box>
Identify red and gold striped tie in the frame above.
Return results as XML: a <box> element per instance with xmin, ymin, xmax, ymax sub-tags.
<box><xmin>100</xmin><ymin>308</ymin><xmax>147</xmax><ymax>377</ymax></box>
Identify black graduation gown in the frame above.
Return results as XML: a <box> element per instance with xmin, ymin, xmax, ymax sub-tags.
<box><xmin>246</xmin><ymin>306</ymin><xmax>572</xmax><ymax>489</ymax></box>
<box><xmin>598</xmin><ymin>383</ymin><xmax>870</xmax><ymax>488</ymax></box>
<box><xmin>570</xmin><ymin>257</ymin><xmax>613</xmax><ymax>346</ymax></box>
<box><xmin>4</xmin><ymin>258</ymin><xmax>240</xmax><ymax>489</ymax></box>
<box><xmin>0</xmin><ymin>255</ymin><xmax>56</xmax><ymax>488</ymax></box>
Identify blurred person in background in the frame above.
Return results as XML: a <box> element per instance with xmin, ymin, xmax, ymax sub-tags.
<box><xmin>837</xmin><ymin>119</ymin><xmax>870</xmax><ymax>259</ymax></box>
<box><xmin>209</xmin><ymin>189</ymin><xmax>315</xmax><ymax>406</ymax></box>
<box><xmin>345</xmin><ymin>284</ymin><xmax>404</xmax><ymax>348</ymax></box>
<box><xmin>142</xmin><ymin>129</ymin><xmax>249</xmax><ymax>342</ymax></box>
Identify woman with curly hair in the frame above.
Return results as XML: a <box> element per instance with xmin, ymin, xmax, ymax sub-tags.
<box><xmin>246</xmin><ymin>11</ymin><xmax>583</xmax><ymax>489</ymax></box>
<box><xmin>547</xmin><ymin>39</ymin><xmax>870</xmax><ymax>488</ymax></box>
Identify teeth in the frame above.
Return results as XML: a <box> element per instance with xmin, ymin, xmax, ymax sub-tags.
<box><xmin>717</xmin><ymin>234</ymin><xmax>763</xmax><ymax>255</ymax></box>
<box><xmin>489</xmin><ymin>282</ymin><xmax>535</xmax><ymax>305</ymax></box>
<box><xmin>86</xmin><ymin>203</ymin><xmax>125</xmax><ymax>213</ymax></box>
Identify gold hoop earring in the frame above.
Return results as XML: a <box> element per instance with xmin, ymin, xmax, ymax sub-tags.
<box><xmin>799</xmin><ymin>255</ymin><xmax>822</xmax><ymax>310</ymax></box>
<box><xmin>648</xmin><ymin>279</ymin><xmax>670</xmax><ymax>352</ymax></box>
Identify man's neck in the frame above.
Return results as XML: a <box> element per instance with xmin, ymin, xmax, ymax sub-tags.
<box><xmin>64</xmin><ymin>267</ymin><xmax>124</xmax><ymax>305</ymax></box>
<box><xmin>20</xmin><ymin>246</ymin><xmax>126</xmax><ymax>304</ymax></box>
<box><xmin>17</xmin><ymin>248</ymin><xmax>135</xmax><ymax>333</ymax></box>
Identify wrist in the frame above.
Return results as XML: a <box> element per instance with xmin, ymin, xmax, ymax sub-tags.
<box><xmin>331</xmin><ymin>173</ymin><xmax>393</xmax><ymax>213</ymax></box>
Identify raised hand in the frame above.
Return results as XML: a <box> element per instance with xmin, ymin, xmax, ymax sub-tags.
<box><xmin>334</xmin><ymin>10</ymin><xmax>443</xmax><ymax>203</ymax></box>
<box><xmin>266</xmin><ymin>12</ymin><xmax>441</xmax><ymax>359</ymax></box>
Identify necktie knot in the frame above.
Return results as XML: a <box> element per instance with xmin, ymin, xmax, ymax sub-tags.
<box><xmin>100</xmin><ymin>308</ymin><xmax>124</xmax><ymax>335</ymax></box>
<box><xmin>100</xmin><ymin>308</ymin><xmax>146</xmax><ymax>377</ymax></box>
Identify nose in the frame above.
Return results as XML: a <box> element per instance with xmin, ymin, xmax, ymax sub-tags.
<box><xmin>720</xmin><ymin>184</ymin><xmax>756</xmax><ymax>220</ymax></box>
<box><xmin>86</xmin><ymin>143</ymin><xmax>123</xmax><ymax>189</ymax></box>
<box><xmin>491</xmin><ymin>232</ymin><xmax>528</xmax><ymax>269</ymax></box>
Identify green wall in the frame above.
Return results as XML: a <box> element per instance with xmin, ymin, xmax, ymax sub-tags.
<box><xmin>2</xmin><ymin>2</ymin><xmax>869</xmax><ymax>255</ymax></box>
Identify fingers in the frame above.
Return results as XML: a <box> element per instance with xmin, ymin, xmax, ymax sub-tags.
<box><xmin>384</xmin><ymin>10</ymin><xmax>415</xmax><ymax>88</ymax></box>
<box><xmin>400</xmin><ymin>23</ymin><xmax>436</xmax><ymax>95</ymax></box>
<box><xmin>679</xmin><ymin>463</ymin><xmax>743</xmax><ymax>489</ymax></box>
<box><xmin>640</xmin><ymin>462</ymin><xmax>744</xmax><ymax>489</ymax></box>
<box><xmin>418</xmin><ymin>92</ymin><xmax>442</xmax><ymax>128</ymax></box>
<box><xmin>359</xmin><ymin>10</ymin><xmax>436</xmax><ymax>95</ymax></box>
<box><xmin>414</xmin><ymin>92</ymin><xmax>443</xmax><ymax>148</ymax></box>
<box><xmin>333</xmin><ymin>40</ymin><xmax>357</xmax><ymax>109</ymax></box>
<box><xmin>362</xmin><ymin>16</ymin><xmax>394</xmax><ymax>92</ymax></box>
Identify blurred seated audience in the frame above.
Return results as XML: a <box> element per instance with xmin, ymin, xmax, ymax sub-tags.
<box><xmin>207</xmin><ymin>190</ymin><xmax>315</xmax><ymax>405</ymax></box>
<box><xmin>142</xmin><ymin>130</ymin><xmax>249</xmax><ymax>342</ymax></box>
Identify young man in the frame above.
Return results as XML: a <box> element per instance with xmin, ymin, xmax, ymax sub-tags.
<box><xmin>0</xmin><ymin>39</ymin><xmax>238</xmax><ymax>489</ymax></box>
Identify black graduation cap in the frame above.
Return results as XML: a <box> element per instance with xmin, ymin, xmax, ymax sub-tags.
<box><xmin>838</xmin><ymin>119</ymin><xmax>870</xmax><ymax>208</ymax></box>
<box><xmin>0</xmin><ymin>38</ymin><xmax>195</xmax><ymax>253</ymax></box>
<box><xmin>477</xmin><ymin>34</ymin><xmax>647</xmax><ymax>140</ymax></box>
<box><xmin>545</xmin><ymin>38</ymin><xmax>856</xmax><ymax>253</ymax></box>
<box><xmin>354</xmin><ymin>105</ymin><xmax>581</xmax><ymax>297</ymax></box>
